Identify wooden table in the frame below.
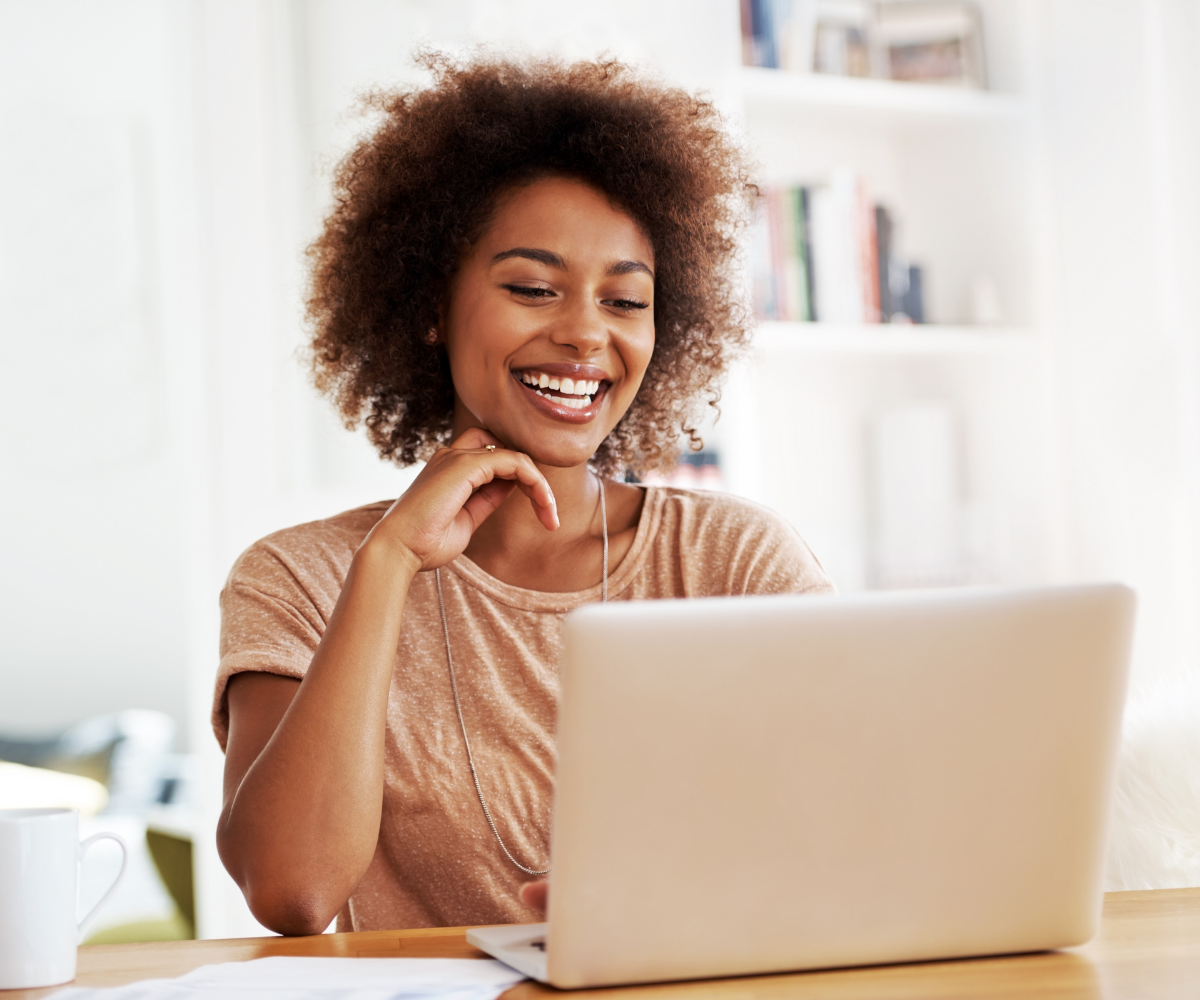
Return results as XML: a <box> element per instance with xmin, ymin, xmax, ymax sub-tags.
<box><xmin>7</xmin><ymin>889</ymin><xmax>1200</xmax><ymax>998</ymax></box>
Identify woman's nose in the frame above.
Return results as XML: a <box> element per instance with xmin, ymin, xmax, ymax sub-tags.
<box><xmin>548</xmin><ymin>295</ymin><xmax>608</xmax><ymax>354</ymax></box>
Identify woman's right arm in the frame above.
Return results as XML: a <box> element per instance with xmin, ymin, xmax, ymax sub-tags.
<box><xmin>216</xmin><ymin>428</ymin><xmax>557</xmax><ymax>935</ymax></box>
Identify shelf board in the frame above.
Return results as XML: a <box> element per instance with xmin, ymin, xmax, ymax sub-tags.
<box><xmin>737</xmin><ymin>67</ymin><xmax>1025</xmax><ymax>128</ymax></box>
<box><xmin>754</xmin><ymin>322</ymin><xmax>1043</xmax><ymax>356</ymax></box>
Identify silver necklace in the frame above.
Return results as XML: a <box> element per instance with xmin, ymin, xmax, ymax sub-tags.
<box><xmin>435</xmin><ymin>474</ymin><xmax>608</xmax><ymax>876</ymax></box>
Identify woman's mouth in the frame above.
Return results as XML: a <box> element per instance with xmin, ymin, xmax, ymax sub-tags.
<box><xmin>512</xmin><ymin>368</ymin><xmax>609</xmax><ymax>421</ymax></box>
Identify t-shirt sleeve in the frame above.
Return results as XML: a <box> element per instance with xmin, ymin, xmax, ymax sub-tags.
<box><xmin>669</xmin><ymin>490</ymin><xmax>837</xmax><ymax>598</ymax></box>
<box><xmin>727</xmin><ymin>502</ymin><xmax>836</xmax><ymax>597</ymax></box>
<box><xmin>212</xmin><ymin>540</ymin><xmax>330</xmax><ymax>751</ymax></box>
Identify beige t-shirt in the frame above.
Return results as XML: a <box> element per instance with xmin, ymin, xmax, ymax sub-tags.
<box><xmin>213</xmin><ymin>486</ymin><xmax>833</xmax><ymax>931</ymax></box>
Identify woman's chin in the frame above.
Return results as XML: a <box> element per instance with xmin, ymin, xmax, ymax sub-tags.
<box><xmin>511</xmin><ymin>435</ymin><xmax>609</xmax><ymax>471</ymax></box>
<box><xmin>529</xmin><ymin>447</ymin><xmax>606</xmax><ymax>471</ymax></box>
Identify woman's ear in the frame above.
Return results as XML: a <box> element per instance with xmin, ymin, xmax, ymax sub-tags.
<box><xmin>426</xmin><ymin>300</ymin><xmax>447</xmax><ymax>345</ymax></box>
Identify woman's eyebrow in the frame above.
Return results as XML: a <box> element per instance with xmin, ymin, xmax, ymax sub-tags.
<box><xmin>491</xmin><ymin>247</ymin><xmax>566</xmax><ymax>269</ymax></box>
<box><xmin>607</xmin><ymin>259</ymin><xmax>654</xmax><ymax>279</ymax></box>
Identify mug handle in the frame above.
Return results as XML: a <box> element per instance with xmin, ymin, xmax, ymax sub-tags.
<box><xmin>77</xmin><ymin>832</ymin><xmax>129</xmax><ymax>943</ymax></box>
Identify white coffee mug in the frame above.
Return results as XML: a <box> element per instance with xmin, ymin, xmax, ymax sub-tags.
<box><xmin>0</xmin><ymin>808</ymin><xmax>128</xmax><ymax>989</ymax></box>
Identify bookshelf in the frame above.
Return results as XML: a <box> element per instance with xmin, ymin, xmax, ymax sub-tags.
<box><xmin>735</xmin><ymin>66</ymin><xmax>1026</xmax><ymax>127</ymax></box>
<box><xmin>754</xmin><ymin>322</ymin><xmax>1043</xmax><ymax>356</ymax></box>
<box><xmin>710</xmin><ymin>0</ymin><xmax>1060</xmax><ymax>595</ymax></box>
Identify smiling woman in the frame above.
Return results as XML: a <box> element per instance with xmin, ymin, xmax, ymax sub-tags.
<box><xmin>211</xmin><ymin>54</ymin><xmax>833</xmax><ymax>937</ymax></box>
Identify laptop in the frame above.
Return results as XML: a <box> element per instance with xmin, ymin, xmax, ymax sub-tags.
<box><xmin>467</xmin><ymin>584</ymin><xmax>1134</xmax><ymax>989</ymax></box>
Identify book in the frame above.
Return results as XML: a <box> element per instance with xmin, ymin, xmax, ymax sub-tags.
<box><xmin>858</xmin><ymin>178</ymin><xmax>880</xmax><ymax>323</ymax></box>
<box><xmin>875</xmin><ymin>205</ymin><xmax>894</xmax><ymax>321</ymax></box>
<box><xmin>798</xmin><ymin>187</ymin><xmax>816</xmax><ymax>322</ymax></box>
<box><xmin>749</xmin><ymin>200</ymin><xmax>778</xmax><ymax>322</ymax></box>
<box><xmin>765</xmin><ymin>188</ymin><xmax>789</xmax><ymax>318</ymax></box>
<box><xmin>903</xmin><ymin>265</ymin><xmax>925</xmax><ymax>323</ymax></box>
<box><xmin>810</xmin><ymin>169</ymin><xmax>864</xmax><ymax>323</ymax></box>
<box><xmin>780</xmin><ymin>188</ymin><xmax>811</xmax><ymax>322</ymax></box>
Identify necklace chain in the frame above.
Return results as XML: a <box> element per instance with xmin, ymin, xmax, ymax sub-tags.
<box><xmin>435</xmin><ymin>474</ymin><xmax>608</xmax><ymax>876</ymax></box>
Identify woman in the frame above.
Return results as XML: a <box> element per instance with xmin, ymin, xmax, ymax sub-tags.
<box><xmin>213</xmin><ymin>55</ymin><xmax>833</xmax><ymax>937</ymax></box>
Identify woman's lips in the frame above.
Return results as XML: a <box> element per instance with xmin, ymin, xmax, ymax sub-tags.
<box><xmin>513</xmin><ymin>372</ymin><xmax>609</xmax><ymax>423</ymax></box>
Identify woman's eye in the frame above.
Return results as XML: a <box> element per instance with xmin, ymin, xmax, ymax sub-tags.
<box><xmin>606</xmin><ymin>298</ymin><xmax>650</xmax><ymax>312</ymax></box>
<box><xmin>504</xmin><ymin>284</ymin><xmax>554</xmax><ymax>300</ymax></box>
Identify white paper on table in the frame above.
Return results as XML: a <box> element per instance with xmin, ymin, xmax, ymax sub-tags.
<box><xmin>51</xmin><ymin>956</ymin><xmax>527</xmax><ymax>1000</ymax></box>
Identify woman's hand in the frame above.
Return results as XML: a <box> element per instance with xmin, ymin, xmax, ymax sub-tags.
<box><xmin>365</xmin><ymin>426</ymin><xmax>559</xmax><ymax>572</ymax></box>
<box><xmin>519</xmin><ymin>880</ymin><xmax>548</xmax><ymax>915</ymax></box>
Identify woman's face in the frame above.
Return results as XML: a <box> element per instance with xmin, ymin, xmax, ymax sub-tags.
<box><xmin>441</xmin><ymin>175</ymin><xmax>656</xmax><ymax>469</ymax></box>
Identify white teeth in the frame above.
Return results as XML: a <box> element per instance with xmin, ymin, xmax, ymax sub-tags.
<box><xmin>544</xmin><ymin>394</ymin><xmax>588</xmax><ymax>409</ymax></box>
<box><xmin>520</xmin><ymin>371</ymin><xmax>603</xmax><ymax>399</ymax></box>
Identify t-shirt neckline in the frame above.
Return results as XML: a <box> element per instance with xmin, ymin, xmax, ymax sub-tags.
<box><xmin>443</xmin><ymin>485</ymin><xmax>663</xmax><ymax>612</ymax></box>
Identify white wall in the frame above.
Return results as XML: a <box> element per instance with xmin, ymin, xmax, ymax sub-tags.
<box><xmin>0</xmin><ymin>1</ymin><xmax>196</xmax><ymax>735</ymax></box>
<box><xmin>1043</xmin><ymin>0</ymin><xmax>1200</xmax><ymax>888</ymax></box>
<box><xmin>1046</xmin><ymin>0</ymin><xmax>1200</xmax><ymax>691</ymax></box>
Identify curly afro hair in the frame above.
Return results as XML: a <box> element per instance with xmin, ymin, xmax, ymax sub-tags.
<box><xmin>306</xmin><ymin>53</ymin><xmax>755</xmax><ymax>475</ymax></box>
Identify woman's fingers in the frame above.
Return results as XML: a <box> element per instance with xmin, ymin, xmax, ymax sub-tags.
<box><xmin>518</xmin><ymin>880</ymin><xmax>548</xmax><ymax>914</ymax></box>
<box><xmin>515</xmin><ymin>478</ymin><xmax>559</xmax><ymax>531</ymax></box>
<box><xmin>460</xmin><ymin>479</ymin><xmax>518</xmax><ymax>530</ymax></box>
<box><xmin>448</xmin><ymin>426</ymin><xmax>505</xmax><ymax>452</ymax></box>
<box><xmin>385</xmin><ymin>428</ymin><xmax>559</xmax><ymax>570</ymax></box>
<box><xmin>439</xmin><ymin>427</ymin><xmax>558</xmax><ymax>527</ymax></box>
<box><xmin>454</xmin><ymin>443</ymin><xmax>558</xmax><ymax>530</ymax></box>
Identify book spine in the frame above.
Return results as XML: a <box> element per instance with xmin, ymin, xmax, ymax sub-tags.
<box><xmin>750</xmin><ymin>200</ymin><xmax>777</xmax><ymax>321</ymax></box>
<box><xmin>769</xmin><ymin>0</ymin><xmax>796</xmax><ymax>70</ymax></box>
<box><xmin>740</xmin><ymin>0</ymin><xmax>756</xmax><ymax>66</ymax></box>
<box><xmin>778</xmin><ymin>188</ymin><xmax>798</xmax><ymax>322</ymax></box>
<box><xmin>765</xmin><ymin>188</ymin><xmax>789</xmax><ymax>320</ymax></box>
<box><xmin>835</xmin><ymin>170</ymin><xmax>865</xmax><ymax>323</ymax></box>
<box><xmin>875</xmin><ymin>205</ymin><xmax>893</xmax><ymax>322</ymax></box>
<box><xmin>788</xmin><ymin>187</ymin><xmax>812</xmax><ymax>323</ymax></box>
<box><xmin>810</xmin><ymin>184</ymin><xmax>843</xmax><ymax>323</ymax></box>
<box><xmin>796</xmin><ymin>187</ymin><xmax>816</xmax><ymax>319</ymax></box>
<box><xmin>859</xmin><ymin>179</ymin><xmax>880</xmax><ymax>323</ymax></box>
<box><xmin>784</xmin><ymin>0</ymin><xmax>816</xmax><ymax>73</ymax></box>
<box><xmin>905</xmin><ymin>265</ymin><xmax>925</xmax><ymax>324</ymax></box>
<box><xmin>756</xmin><ymin>0</ymin><xmax>779</xmax><ymax>69</ymax></box>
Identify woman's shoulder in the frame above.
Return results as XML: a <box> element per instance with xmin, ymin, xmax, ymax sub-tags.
<box><xmin>642</xmin><ymin>487</ymin><xmax>835</xmax><ymax>597</ymax></box>
<box><xmin>227</xmin><ymin>500</ymin><xmax>393</xmax><ymax>592</ymax></box>
<box><xmin>646</xmin><ymin>485</ymin><xmax>803</xmax><ymax>545</ymax></box>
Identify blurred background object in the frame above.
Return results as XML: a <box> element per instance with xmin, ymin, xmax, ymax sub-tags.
<box><xmin>3</xmin><ymin>0</ymin><xmax>1200</xmax><ymax>935</ymax></box>
<box><xmin>0</xmin><ymin>710</ymin><xmax>196</xmax><ymax>941</ymax></box>
<box><xmin>0</xmin><ymin>763</ymin><xmax>109</xmax><ymax>817</ymax></box>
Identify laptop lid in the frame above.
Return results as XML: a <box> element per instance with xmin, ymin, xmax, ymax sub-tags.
<box><xmin>541</xmin><ymin>584</ymin><xmax>1133</xmax><ymax>988</ymax></box>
